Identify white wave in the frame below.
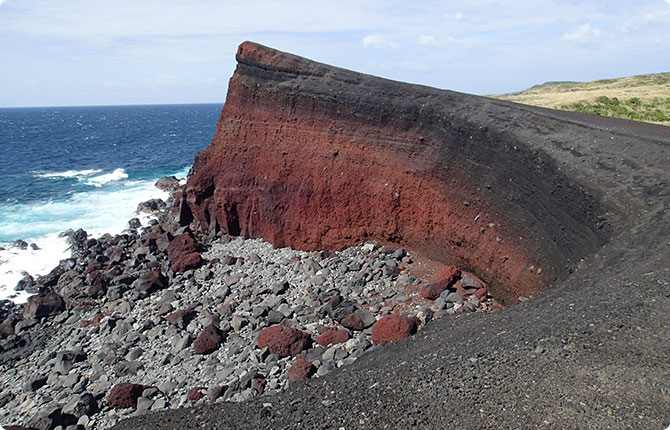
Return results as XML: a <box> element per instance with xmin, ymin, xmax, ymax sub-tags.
<box><xmin>85</xmin><ymin>168</ymin><xmax>129</xmax><ymax>186</ymax></box>
<box><xmin>34</xmin><ymin>168</ymin><xmax>103</xmax><ymax>179</ymax></box>
<box><xmin>0</xmin><ymin>165</ymin><xmax>191</xmax><ymax>304</ymax></box>
<box><xmin>0</xmin><ymin>232</ymin><xmax>69</xmax><ymax>304</ymax></box>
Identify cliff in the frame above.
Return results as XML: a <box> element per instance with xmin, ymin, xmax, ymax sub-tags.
<box><xmin>117</xmin><ymin>42</ymin><xmax>670</xmax><ymax>430</ymax></box>
<box><xmin>178</xmin><ymin>42</ymin><xmax>612</xmax><ymax>303</ymax></box>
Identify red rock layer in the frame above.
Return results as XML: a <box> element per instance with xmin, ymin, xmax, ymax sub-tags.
<box><xmin>179</xmin><ymin>42</ymin><xmax>610</xmax><ymax>303</ymax></box>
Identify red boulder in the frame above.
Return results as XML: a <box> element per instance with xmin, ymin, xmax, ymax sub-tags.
<box><xmin>287</xmin><ymin>357</ymin><xmax>315</xmax><ymax>382</ymax></box>
<box><xmin>316</xmin><ymin>327</ymin><xmax>350</xmax><ymax>347</ymax></box>
<box><xmin>371</xmin><ymin>314</ymin><xmax>419</xmax><ymax>346</ymax></box>
<box><xmin>107</xmin><ymin>383</ymin><xmax>146</xmax><ymax>409</ymax></box>
<box><xmin>194</xmin><ymin>324</ymin><xmax>224</xmax><ymax>354</ymax></box>
<box><xmin>257</xmin><ymin>325</ymin><xmax>312</xmax><ymax>357</ymax></box>
<box><xmin>421</xmin><ymin>265</ymin><xmax>462</xmax><ymax>300</ymax></box>
<box><xmin>170</xmin><ymin>252</ymin><xmax>203</xmax><ymax>273</ymax></box>
<box><xmin>187</xmin><ymin>387</ymin><xmax>207</xmax><ymax>401</ymax></box>
<box><xmin>167</xmin><ymin>233</ymin><xmax>202</xmax><ymax>261</ymax></box>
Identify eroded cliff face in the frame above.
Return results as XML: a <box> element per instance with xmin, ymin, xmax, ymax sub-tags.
<box><xmin>179</xmin><ymin>41</ymin><xmax>610</xmax><ymax>303</ymax></box>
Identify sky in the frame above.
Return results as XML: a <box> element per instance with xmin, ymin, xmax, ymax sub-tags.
<box><xmin>0</xmin><ymin>0</ymin><xmax>669</xmax><ymax>107</ymax></box>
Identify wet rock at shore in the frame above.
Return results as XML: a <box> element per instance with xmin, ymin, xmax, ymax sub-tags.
<box><xmin>155</xmin><ymin>176</ymin><xmax>181</xmax><ymax>192</ymax></box>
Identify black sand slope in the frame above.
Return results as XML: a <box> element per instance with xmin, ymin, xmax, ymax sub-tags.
<box><xmin>113</xmin><ymin>45</ymin><xmax>670</xmax><ymax>430</ymax></box>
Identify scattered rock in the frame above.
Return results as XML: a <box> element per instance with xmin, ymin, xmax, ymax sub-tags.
<box><xmin>107</xmin><ymin>383</ymin><xmax>147</xmax><ymax>409</ymax></box>
<box><xmin>371</xmin><ymin>314</ymin><xmax>419</xmax><ymax>345</ymax></box>
<box><xmin>257</xmin><ymin>325</ymin><xmax>312</xmax><ymax>357</ymax></box>
<box><xmin>287</xmin><ymin>357</ymin><xmax>315</xmax><ymax>382</ymax></box>
<box><xmin>23</xmin><ymin>292</ymin><xmax>65</xmax><ymax>319</ymax></box>
<box><xmin>316</xmin><ymin>327</ymin><xmax>350</xmax><ymax>347</ymax></box>
<box><xmin>155</xmin><ymin>176</ymin><xmax>181</xmax><ymax>191</ymax></box>
<box><xmin>187</xmin><ymin>387</ymin><xmax>207</xmax><ymax>402</ymax></box>
<box><xmin>136</xmin><ymin>198</ymin><xmax>166</xmax><ymax>214</ymax></box>
<box><xmin>133</xmin><ymin>269</ymin><xmax>168</xmax><ymax>294</ymax></box>
<box><xmin>171</xmin><ymin>252</ymin><xmax>203</xmax><ymax>273</ymax></box>
<box><xmin>194</xmin><ymin>324</ymin><xmax>224</xmax><ymax>354</ymax></box>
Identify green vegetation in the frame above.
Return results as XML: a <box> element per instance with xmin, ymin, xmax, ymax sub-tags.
<box><xmin>491</xmin><ymin>72</ymin><xmax>670</xmax><ymax>126</ymax></box>
<box><xmin>565</xmin><ymin>96</ymin><xmax>670</xmax><ymax>122</ymax></box>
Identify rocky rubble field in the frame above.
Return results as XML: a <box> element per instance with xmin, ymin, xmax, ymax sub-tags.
<box><xmin>0</xmin><ymin>189</ymin><xmax>501</xmax><ymax>430</ymax></box>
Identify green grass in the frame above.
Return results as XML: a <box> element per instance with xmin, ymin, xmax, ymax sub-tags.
<box><xmin>490</xmin><ymin>72</ymin><xmax>670</xmax><ymax>126</ymax></box>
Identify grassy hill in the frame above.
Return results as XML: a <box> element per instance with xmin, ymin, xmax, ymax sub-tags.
<box><xmin>491</xmin><ymin>73</ymin><xmax>670</xmax><ymax>125</ymax></box>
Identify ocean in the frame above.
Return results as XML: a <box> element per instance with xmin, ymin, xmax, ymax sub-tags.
<box><xmin>0</xmin><ymin>103</ymin><xmax>222</xmax><ymax>304</ymax></box>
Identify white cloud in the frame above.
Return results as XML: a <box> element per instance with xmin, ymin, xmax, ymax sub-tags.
<box><xmin>102</xmin><ymin>80</ymin><xmax>113</xmax><ymax>87</ymax></box>
<box><xmin>363</xmin><ymin>34</ymin><xmax>400</xmax><ymax>50</ymax></box>
<box><xmin>444</xmin><ymin>12</ymin><xmax>464</xmax><ymax>21</ymax></box>
<box><xmin>418</xmin><ymin>35</ymin><xmax>478</xmax><ymax>50</ymax></box>
<box><xmin>562</xmin><ymin>23</ymin><xmax>602</xmax><ymax>42</ymax></box>
<box><xmin>666</xmin><ymin>0</ymin><xmax>670</xmax><ymax>6</ymax></box>
<box><xmin>0</xmin><ymin>0</ymin><xmax>7</xmax><ymax>6</ymax></box>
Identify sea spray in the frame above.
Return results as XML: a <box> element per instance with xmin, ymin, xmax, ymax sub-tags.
<box><xmin>0</xmin><ymin>167</ymin><xmax>188</xmax><ymax>303</ymax></box>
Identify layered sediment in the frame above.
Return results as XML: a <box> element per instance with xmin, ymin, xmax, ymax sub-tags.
<box><xmin>179</xmin><ymin>42</ymin><xmax>611</xmax><ymax>303</ymax></box>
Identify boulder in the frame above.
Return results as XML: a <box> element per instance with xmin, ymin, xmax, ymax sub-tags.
<box><xmin>371</xmin><ymin>314</ymin><xmax>419</xmax><ymax>346</ymax></box>
<box><xmin>23</xmin><ymin>292</ymin><xmax>65</xmax><ymax>319</ymax></box>
<box><xmin>194</xmin><ymin>324</ymin><xmax>224</xmax><ymax>354</ymax></box>
<box><xmin>421</xmin><ymin>265</ymin><xmax>461</xmax><ymax>300</ymax></box>
<box><xmin>316</xmin><ymin>327</ymin><xmax>350</xmax><ymax>347</ymax></box>
<box><xmin>167</xmin><ymin>233</ymin><xmax>202</xmax><ymax>262</ymax></box>
<box><xmin>287</xmin><ymin>357</ymin><xmax>315</xmax><ymax>382</ymax></box>
<box><xmin>136</xmin><ymin>198</ymin><xmax>166</xmax><ymax>214</ymax></box>
<box><xmin>155</xmin><ymin>176</ymin><xmax>181</xmax><ymax>191</ymax></box>
<box><xmin>107</xmin><ymin>383</ymin><xmax>147</xmax><ymax>409</ymax></box>
<box><xmin>170</xmin><ymin>252</ymin><xmax>203</xmax><ymax>273</ymax></box>
<box><xmin>187</xmin><ymin>387</ymin><xmax>207</xmax><ymax>402</ymax></box>
<box><xmin>132</xmin><ymin>269</ymin><xmax>168</xmax><ymax>294</ymax></box>
<box><xmin>257</xmin><ymin>325</ymin><xmax>312</xmax><ymax>357</ymax></box>
<box><xmin>341</xmin><ymin>309</ymin><xmax>376</xmax><ymax>330</ymax></box>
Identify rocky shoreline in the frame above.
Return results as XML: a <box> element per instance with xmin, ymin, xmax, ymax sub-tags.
<box><xmin>0</xmin><ymin>180</ymin><xmax>500</xmax><ymax>430</ymax></box>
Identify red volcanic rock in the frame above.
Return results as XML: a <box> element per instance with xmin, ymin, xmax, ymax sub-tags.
<box><xmin>316</xmin><ymin>327</ymin><xmax>349</xmax><ymax>347</ymax></box>
<box><xmin>187</xmin><ymin>387</ymin><xmax>207</xmax><ymax>402</ymax></box>
<box><xmin>474</xmin><ymin>287</ymin><xmax>488</xmax><ymax>301</ymax></box>
<box><xmin>421</xmin><ymin>266</ymin><xmax>461</xmax><ymax>300</ymax></box>
<box><xmin>371</xmin><ymin>314</ymin><xmax>419</xmax><ymax>346</ymax></box>
<box><xmin>194</xmin><ymin>324</ymin><xmax>224</xmax><ymax>354</ymax></box>
<box><xmin>257</xmin><ymin>325</ymin><xmax>312</xmax><ymax>357</ymax></box>
<box><xmin>170</xmin><ymin>252</ymin><xmax>203</xmax><ymax>273</ymax></box>
<box><xmin>420</xmin><ymin>280</ymin><xmax>449</xmax><ymax>300</ymax></box>
<box><xmin>107</xmin><ymin>383</ymin><xmax>146</xmax><ymax>409</ymax></box>
<box><xmin>23</xmin><ymin>292</ymin><xmax>65</xmax><ymax>319</ymax></box>
<box><xmin>167</xmin><ymin>233</ymin><xmax>202</xmax><ymax>262</ymax></box>
<box><xmin>287</xmin><ymin>357</ymin><xmax>315</xmax><ymax>382</ymax></box>
<box><xmin>434</xmin><ymin>265</ymin><xmax>462</xmax><ymax>284</ymax></box>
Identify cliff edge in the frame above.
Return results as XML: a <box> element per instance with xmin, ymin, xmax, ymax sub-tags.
<box><xmin>177</xmin><ymin>42</ymin><xmax>619</xmax><ymax>304</ymax></box>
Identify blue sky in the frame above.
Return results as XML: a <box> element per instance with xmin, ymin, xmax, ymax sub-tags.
<box><xmin>1</xmin><ymin>0</ymin><xmax>669</xmax><ymax>107</ymax></box>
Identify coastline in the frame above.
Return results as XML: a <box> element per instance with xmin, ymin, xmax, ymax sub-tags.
<box><xmin>0</xmin><ymin>181</ymin><xmax>498</xmax><ymax>429</ymax></box>
<box><xmin>0</xmin><ymin>168</ymin><xmax>189</xmax><ymax>304</ymax></box>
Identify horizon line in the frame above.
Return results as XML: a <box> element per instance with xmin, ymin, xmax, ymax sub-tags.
<box><xmin>0</xmin><ymin>101</ymin><xmax>225</xmax><ymax>109</ymax></box>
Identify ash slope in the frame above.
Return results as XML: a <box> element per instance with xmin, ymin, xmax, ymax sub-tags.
<box><xmin>116</xmin><ymin>43</ymin><xmax>670</xmax><ymax>429</ymax></box>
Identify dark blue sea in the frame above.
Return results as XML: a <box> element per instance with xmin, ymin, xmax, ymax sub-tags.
<box><xmin>0</xmin><ymin>104</ymin><xmax>222</xmax><ymax>302</ymax></box>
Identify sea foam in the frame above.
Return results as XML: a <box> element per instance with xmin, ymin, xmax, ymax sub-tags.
<box><xmin>34</xmin><ymin>169</ymin><xmax>103</xmax><ymax>179</ymax></box>
<box><xmin>0</xmin><ymin>166</ymin><xmax>189</xmax><ymax>304</ymax></box>
<box><xmin>85</xmin><ymin>168</ymin><xmax>129</xmax><ymax>186</ymax></box>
